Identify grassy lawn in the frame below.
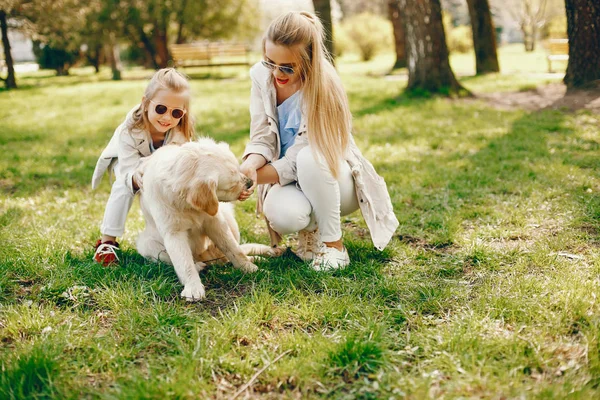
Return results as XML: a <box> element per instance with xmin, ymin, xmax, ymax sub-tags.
<box><xmin>1</xmin><ymin>45</ymin><xmax>598</xmax><ymax>398</ymax></box>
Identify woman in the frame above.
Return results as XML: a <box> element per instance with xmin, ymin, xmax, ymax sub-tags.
<box><xmin>239</xmin><ymin>11</ymin><xmax>398</xmax><ymax>270</ymax></box>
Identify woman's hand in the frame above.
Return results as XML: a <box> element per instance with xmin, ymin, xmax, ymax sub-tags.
<box><xmin>238</xmin><ymin>160</ymin><xmax>258</xmax><ymax>201</ymax></box>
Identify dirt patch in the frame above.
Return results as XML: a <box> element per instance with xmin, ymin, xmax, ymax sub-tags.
<box><xmin>473</xmin><ymin>83</ymin><xmax>600</xmax><ymax>113</ymax></box>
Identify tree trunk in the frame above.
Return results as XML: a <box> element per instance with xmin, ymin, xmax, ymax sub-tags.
<box><xmin>106</xmin><ymin>37</ymin><xmax>122</xmax><ymax>81</ymax></box>
<box><xmin>564</xmin><ymin>0</ymin><xmax>600</xmax><ymax>89</ymax></box>
<box><xmin>313</xmin><ymin>0</ymin><xmax>335</xmax><ymax>64</ymax></box>
<box><xmin>522</xmin><ymin>26</ymin><xmax>536</xmax><ymax>52</ymax></box>
<box><xmin>133</xmin><ymin>26</ymin><xmax>159</xmax><ymax>69</ymax></box>
<box><xmin>466</xmin><ymin>0</ymin><xmax>499</xmax><ymax>74</ymax></box>
<box><xmin>175</xmin><ymin>0</ymin><xmax>189</xmax><ymax>44</ymax></box>
<box><xmin>152</xmin><ymin>28</ymin><xmax>169</xmax><ymax>68</ymax></box>
<box><xmin>400</xmin><ymin>0</ymin><xmax>467</xmax><ymax>96</ymax></box>
<box><xmin>0</xmin><ymin>10</ymin><xmax>17</xmax><ymax>89</ymax></box>
<box><xmin>86</xmin><ymin>44</ymin><xmax>102</xmax><ymax>74</ymax></box>
<box><xmin>56</xmin><ymin>65</ymin><xmax>69</xmax><ymax>76</ymax></box>
<box><xmin>388</xmin><ymin>0</ymin><xmax>407</xmax><ymax>70</ymax></box>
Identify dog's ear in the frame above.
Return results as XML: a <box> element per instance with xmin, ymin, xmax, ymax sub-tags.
<box><xmin>186</xmin><ymin>179</ymin><xmax>219</xmax><ymax>216</ymax></box>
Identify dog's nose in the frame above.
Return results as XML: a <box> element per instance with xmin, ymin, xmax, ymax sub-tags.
<box><xmin>245</xmin><ymin>176</ymin><xmax>254</xmax><ymax>189</ymax></box>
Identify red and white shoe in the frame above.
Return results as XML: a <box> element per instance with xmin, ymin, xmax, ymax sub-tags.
<box><xmin>93</xmin><ymin>240</ymin><xmax>120</xmax><ymax>266</ymax></box>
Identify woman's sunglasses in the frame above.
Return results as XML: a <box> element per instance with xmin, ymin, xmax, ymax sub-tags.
<box><xmin>149</xmin><ymin>100</ymin><xmax>186</xmax><ymax>119</ymax></box>
<box><xmin>261</xmin><ymin>60</ymin><xmax>295</xmax><ymax>75</ymax></box>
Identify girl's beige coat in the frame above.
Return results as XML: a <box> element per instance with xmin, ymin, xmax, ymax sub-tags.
<box><xmin>243</xmin><ymin>63</ymin><xmax>398</xmax><ymax>250</ymax></box>
<box><xmin>91</xmin><ymin>107</ymin><xmax>187</xmax><ymax>194</ymax></box>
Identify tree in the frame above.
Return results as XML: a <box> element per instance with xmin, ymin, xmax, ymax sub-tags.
<box><xmin>4</xmin><ymin>0</ymin><xmax>90</xmax><ymax>76</ymax></box>
<box><xmin>122</xmin><ymin>0</ymin><xmax>259</xmax><ymax>69</ymax></box>
<box><xmin>313</xmin><ymin>0</ymin><xmax>335</xmax><ymax>62</ymax></box>
<box><xmin>563</xmin><ymin>0</ymin><xmax>600</xmax><ymax>89</ymax></box>
<box><xmin>399</xmin><ymin>0</ymin><xmax>467</xmax><ymax>96</ymax></box>
<box><xmin>508</xmin><ymin>0</ymin><xmax>547</xmax><ymax>51</ymax></box>
<box><xmin>343</xmin><ymin>13</ymin><xmax>393</xmax><ymax>61</ymax></box>
<box><xmin>0</xmin><ymin>9</ymin><xmax>17</xmax><ymax>89</ymax></box>
<box><xmin>388</xmin><ymin>0</ymin><xmax>406</xmax><ymax>70</ymax></box>
<box><xmin>466</xmin><ymin>0</ymin><xmax>499</xmax><ymax>74</ymax></box>
<box><xmin>338</xmin><ymin>0</ymin><xmax>387</xmax><ymax>17</ymax></box>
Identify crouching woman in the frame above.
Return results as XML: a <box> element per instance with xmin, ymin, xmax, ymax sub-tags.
<box><xmin>239</xmin><ymin>11</ymin><xmax>398</xmax><ymax>270</ymax></box>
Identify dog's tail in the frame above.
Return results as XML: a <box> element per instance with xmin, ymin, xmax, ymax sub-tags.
<box><xmin>239</xmin><ymin>243</ymin><xmax>283</xmax><ymax>261</ymax></box>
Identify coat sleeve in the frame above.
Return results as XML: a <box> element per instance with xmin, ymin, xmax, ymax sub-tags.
<box><xmin>117</xmin><ymin>130</ymin><xmax>145</xmax><ymax>195</ymax></box>
<box><xmin>91</xmin><ymin>125</ymin><xmax>121</xmax><ymax>190</ymax></box>
<box><xmin>242</xmin><ymin>76</ymin><xmax>276</xmax><ymax>162</ymax></box>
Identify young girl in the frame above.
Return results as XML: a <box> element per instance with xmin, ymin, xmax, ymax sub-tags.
<box><xmin>91</xmin><ymin>68</ymin><xmax>195</xmax><ymax>266</ymax></box>
<box><xmin>239</xmin><ymin>11</ymin><xmax>398</xmax><ymax>270</ymax></box>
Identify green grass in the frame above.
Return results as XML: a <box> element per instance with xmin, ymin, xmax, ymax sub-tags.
<box><xmin>1</xmin><ymin>45</ymin><xmax>598</xmax><ymax>398</ymax></box>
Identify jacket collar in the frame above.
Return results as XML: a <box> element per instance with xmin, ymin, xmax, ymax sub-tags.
<box><xmin>251</xmin><ymin>62</ymin><xmax>307</xmax><ymax>133</ymax></box>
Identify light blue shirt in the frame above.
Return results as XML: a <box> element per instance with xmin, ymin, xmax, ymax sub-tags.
<box><xmin>277</xmin><ymin>90</ymin><xmax>302</xmax><ymax>158</ymax></box>
<box><xmin>149</xmin><ymin>129</ymin><xmax>171</xmax><ymax>153</ymax></box>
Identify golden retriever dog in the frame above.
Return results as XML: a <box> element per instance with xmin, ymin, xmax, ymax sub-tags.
<box><xmin>135</xmin><ymin>138</ymin><xmax>275</xmax><ymax>301</ymax></box>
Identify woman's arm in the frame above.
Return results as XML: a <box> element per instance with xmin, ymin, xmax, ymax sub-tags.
<box><xmin>242</xmin><ymin>72</ymin><xmax>278</xmax><ymax>163</ymax></box>
<box><xmin>238</xmin><ymin>153</ymin><xmax>280</xmax><ymax>201</ymax></box>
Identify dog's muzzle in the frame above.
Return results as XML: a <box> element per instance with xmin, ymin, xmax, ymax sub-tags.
<box><xmin>244</xmin><ymin>177</ymin><xmax>254</xmax><ymax>189</ymax></box>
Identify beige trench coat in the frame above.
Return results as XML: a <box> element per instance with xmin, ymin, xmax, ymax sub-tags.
<box><xmin>243</xmin><ymin>63</ymin><xmax>398</xmax><ymax>250</ymax></box>
<box><xmin>91</xmin><ymin>106</ymin><xmax>188</xmax><ymax>194</ymax></box>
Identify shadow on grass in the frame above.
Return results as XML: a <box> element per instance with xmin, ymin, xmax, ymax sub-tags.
<box><xmin>353</xmin><ymin>91</ymin><xmax>432</xmax><ymax>117</ymax></box>
<box><xmin>5</xmin><ymin>239</ymin><xmax>397</xmax><ymax>313</ymax></box>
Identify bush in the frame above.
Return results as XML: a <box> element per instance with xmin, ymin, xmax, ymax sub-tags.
<box><xmin>333</xmin><ymin>23</ymin><xmax>353</xmax><ymax>58</ymax></box>
<box><xmin>32</xmin><ymin>41</ymin><xmax>79</xmax><ymax>76</ymax></box>
<box><xmin>447</xmin><ymin>25</ymin><xmax>473</xmax><ymax>53</ymax></box>
<box><xmin>544</xmin><ymin>15</ymin><xmax>567</xmax><ymax>39</ymax></box>
<box><xmin>341</xmin><ymin>13</ymin><xmax>393</xmax><ymax>61</ymax></box>
<box><xmin>442</xmin><ymin>12</ymin><xmax>473</xmax><ymax>54</ymax></box>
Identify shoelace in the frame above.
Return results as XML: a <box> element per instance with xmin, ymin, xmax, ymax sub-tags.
<box><xmin>96</xmin><ymin>243</ymin><xmax>120</xmax><ymax>261</ymax></box>
<box><xmin>304</xmin><ymin>233</ymin><xmax>315</xmax><ymax>252</ymax></box>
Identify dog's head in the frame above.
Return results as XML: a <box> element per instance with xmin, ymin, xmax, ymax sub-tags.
<box><xmin>172</xmin><ymin>138</ymin><xmax>253</xmax><ymax>216</ymax></box>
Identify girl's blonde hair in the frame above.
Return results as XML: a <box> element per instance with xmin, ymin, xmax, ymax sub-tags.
<box><xmin>129</xmin><ymin>68</ymin><xmax>195</xmax><ymax>141</ymax></box>
<box><xmin>265</xmin><ymin>11</ymin><xmax>351</xmax><ymax>178</ymax></box>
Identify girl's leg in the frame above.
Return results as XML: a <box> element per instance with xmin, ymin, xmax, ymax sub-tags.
<box><xmin>100</xmin><ymin>167</ymin><xmax>135</xmax><ymax>238</ymax></box>
<box><xmin>95</xmin><ymin>162</ymin><xmax>135</xmax><ymax>266</ymax></box>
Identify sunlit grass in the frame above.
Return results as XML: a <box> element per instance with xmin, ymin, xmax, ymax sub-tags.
<box><xmin>1</xmin><ymin>46</ymin><xmax>599</xmax><ymax>398</ymax></box>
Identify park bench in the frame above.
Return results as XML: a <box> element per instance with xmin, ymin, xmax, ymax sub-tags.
<box><xmin>546</xmin><ymin>38</ymin><xmax>569</xmax><ymax>73</ymax></box>
<box><xmin>169</xmin><ymin>42</ymin><xmax>251</xmax><ymax>69</ymax></box>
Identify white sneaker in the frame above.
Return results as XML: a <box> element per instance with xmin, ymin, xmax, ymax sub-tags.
<box><xmin>296</xmin><ymin>228</ymin><xmax>321</xmax><ymax>261</ymax></box>
<box><xmin>311</xmin><ymin>245</ymin><xmax>350</xmax><ymax>271</ymax></box>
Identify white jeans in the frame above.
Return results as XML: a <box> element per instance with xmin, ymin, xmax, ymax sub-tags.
<box><xmin>100</xmin><ymin>161</ymin><xmax>135</xmax><ymax>237</ymax></box>
<box><xmin>263</xmin><ymin>146</ymin><xmax>359</xmax><ymax>242</ymax></box>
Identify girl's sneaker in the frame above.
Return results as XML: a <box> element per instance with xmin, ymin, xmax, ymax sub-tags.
<box><xmin>93</xmin><ymin>240</ymin><xmax>120</xmax><ymax>266</ymax></box>
<box><xmin>311</xmin><ymin>245</ymin><xmax>349</xmax><ymax>271</ymax></box>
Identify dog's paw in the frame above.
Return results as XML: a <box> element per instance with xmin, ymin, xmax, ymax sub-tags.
<box><xmin>194</xmin><ymin>261</ymin><xmax>207</xmax><ymax>272</ymax></box>
<box><xmin>239</xmin><ymin>262</ymin><xmax>258</xmax><ymax>273</ymax></box>
<box><xmin>269</xmin><ymin>246</ymin><xmax>285</xmax><ymax>257</ymax></box>
<box><xmin>180</xmin><ymin>282</ymin><xmax>206</xmax><ymax>302</ymax></box>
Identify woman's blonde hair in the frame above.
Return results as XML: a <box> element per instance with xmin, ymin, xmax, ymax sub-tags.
<box><xmin>128</xmin><ymin>68</ymin><xmax>195</xmax><ymax>141</ymax></box>
<box><xmin>264</xmin><ymin>11</ymin><xmax>351</xmax><ymax>178</ymax></box>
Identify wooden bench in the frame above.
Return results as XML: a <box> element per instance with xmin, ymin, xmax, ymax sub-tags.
<box><xmin>546</xmin><ymin>38</ymin><xmax>569</xmax><ymax>73</ymax></box>
<box><xmin>169</xmin><ymin>42</ymin><xmax>250</xmax><ymax>69</ymax></box>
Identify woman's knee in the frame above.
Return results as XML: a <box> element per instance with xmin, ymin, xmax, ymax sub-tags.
<box><xmin>263</xmin><ymin>186</ymin><xmax>312</xmax><ymax>234</ymax></box>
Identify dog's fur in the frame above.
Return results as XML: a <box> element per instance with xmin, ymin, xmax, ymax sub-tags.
<box><xmin>136</xmin><ymin>138</ymin><xmax>274</xmax><ymax>301</ymax></box>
